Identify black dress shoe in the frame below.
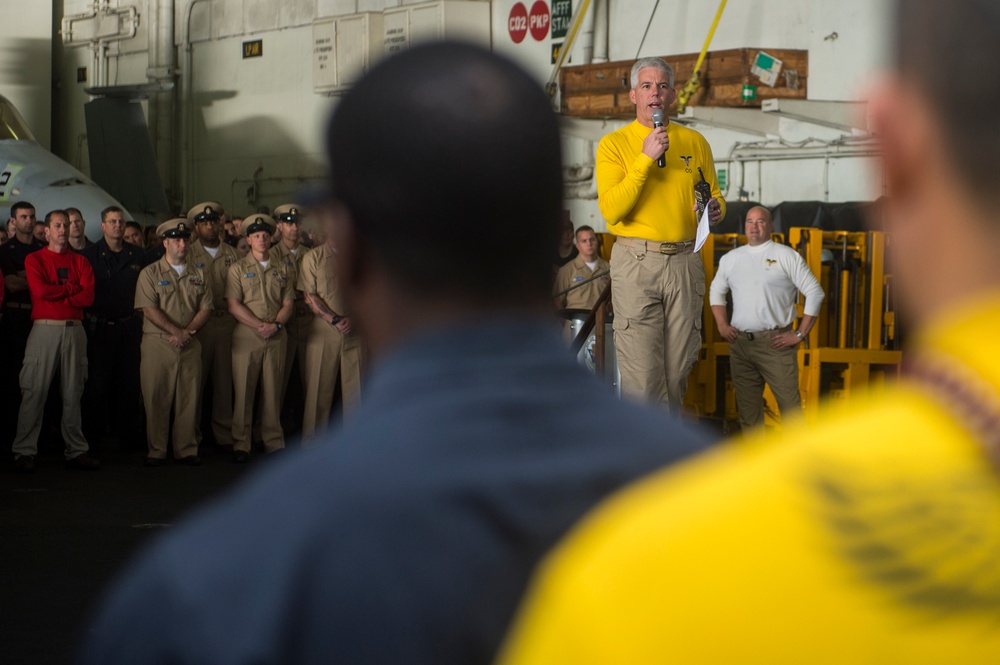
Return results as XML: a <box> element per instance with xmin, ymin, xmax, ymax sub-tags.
<box><xmin>176</xmin><ymin>455</ymin><xmax>202</xmax><ymax>466</ymax></box>
<box><xmin>66</xmin><ymin>453</ymin><xmax>100</xmax><ymax>470</ymax></box>
<box><xmin>232</xmin><ymin>451</ymin><xmax>250</xmax><ymax>464</ymax></box>
<box><xmin>15</xmin><ymin>455</ymin><xmax>35</xmax><ymax>473</ymax></box>
<box><xmin>144</xmin><ymin>457</ymin><xmax>166</xmax><ymax>467</ymax></box>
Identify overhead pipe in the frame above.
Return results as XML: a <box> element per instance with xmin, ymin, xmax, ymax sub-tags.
<box><xmin>726</xmin><ymin>137</ymin><xmax>880</xmax><ymax>202</ymax></box>
<box><xmin>180</xmin><ymin>0</ymin><xmax>211</xmax><ymax>207</ymax></box>
<box><xmin>148</xmin><ymin>0</ymin><xmax>178</xmax><ymax>207</ymax></box>
<box><xmin>62</xmin><ymin>0</ymin><xmax>138</xmax><ymax>89</ymax></box>
<box><xmin>591</xmin><ymin>0</ymin><xmax>609</xmax><ymax>63</ymax></box>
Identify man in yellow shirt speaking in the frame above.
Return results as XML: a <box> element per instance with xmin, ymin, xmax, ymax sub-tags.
<box><xmin>498</xmin><ymin>1</ymin><xmax>1000</xmax><ymax>662</ymax></box>
<box><xmin>598</xmin><ymin>56</ymin><xmax>725</xmax><ymax>412</ymax></box>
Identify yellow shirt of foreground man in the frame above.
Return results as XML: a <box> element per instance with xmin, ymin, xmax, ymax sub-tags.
<box><xmin>499</xmin><ymin>297</ymin><xmax>1000</xmax><ymax>664</ymax></box>
<box><xmin>597</xmin><ymin>120</ymin><xmax>726</xmax><ymax>243</ymax></box>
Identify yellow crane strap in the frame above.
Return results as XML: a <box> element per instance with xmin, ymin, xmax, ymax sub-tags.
<box><xmin>676</xmin><ymin>0</ymin><xmax>728</xmax><ymax>113</ymax></box>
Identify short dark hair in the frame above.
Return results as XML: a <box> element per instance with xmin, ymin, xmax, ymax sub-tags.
<box><xmin>66</xmin><ymin>207</ymin><xmax>83</xmax><ymax>218</ymax></box>
<box><xmin>326</xmin><ymin>41</ymin><xmax>563</xmax><ymax>303</ymax></box>
<box><xmin>101</xmin><ymin>206</ymin><xmax>125</xmax><ymax>223</ymax></box>
<box><xmin>896</xmin><ymin>0</ymin><xmax>1000</xmax><ymax>199</ymax></box>
<box><xmin>575</xmin><ymin>225</ymin><xmax>596</xmax><ymax>239</ymax></box>
<box><xmin>44</xmin><ymin>210</ymin><xmax>69</xmax><ymax>226</ymax></box>
<box><xmin>9</xmin><ymin>201</ymin><xmax>34</xmax><ymax>217</ymax></box>
<box><xmin>125</xmin><ymin>221</ymin><xmax>142</xmax><ymax>232</ymax></box>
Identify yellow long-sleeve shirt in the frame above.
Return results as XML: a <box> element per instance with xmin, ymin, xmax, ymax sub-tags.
<box><xmin>499</xmin><ymin>294</ymin><xmax>1000</xmax><ymax>665</ymax></box>
<box><xmin>597</xmin><ymin>120</ymin><xmax>726</xmax><ymax>243</ymax></box>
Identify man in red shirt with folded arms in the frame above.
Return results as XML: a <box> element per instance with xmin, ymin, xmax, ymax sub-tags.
<box><xmin>12</xmin><ymin>209</ymin><xmax>98</xmax><ymax>473</ymax></box>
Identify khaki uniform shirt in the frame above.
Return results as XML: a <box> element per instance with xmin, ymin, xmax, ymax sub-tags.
<box><xmin>188</xmin><ymin>240</ymin><xmax>241</xmax><ymax>311</ymax></box>
<box><xmin>271</xmin><ymin>242</ymin><xmax>306</xmax><ymax>280</ymax></box>
<box><xmin>554</xmin><ymin>255</ymin><xmax>610</xmax><ymax>310</ymax></box>
<box><xmin>273</xmin><ymin>242</ymin><xmax>309</xmax><ymax>313</ymax></box>
<box><xmin>297</xmin><ymin>244</ymin><xmax>345</xmax><ymax>315</ymax></box>
<box><xmin>134</xmin><ymin>258</ymin><xmax>213</xmax><ymax>332</ymax></box>
<box><xmin>226</xmin><ymin>253</ymin><xmax>295</xmax><ymax>322</ymax></box>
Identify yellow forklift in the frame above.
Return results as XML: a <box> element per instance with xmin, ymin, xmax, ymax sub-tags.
<box><xmin>685</xmin><ymin>226</ymin><xmax>901</xmax><ymax>431</ymax></box>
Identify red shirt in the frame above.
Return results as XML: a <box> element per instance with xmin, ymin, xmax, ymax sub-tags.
<box><xmin>25</xmin><ymin>247</ymin><xmax>95</xmax><ymax>320</ymax></box>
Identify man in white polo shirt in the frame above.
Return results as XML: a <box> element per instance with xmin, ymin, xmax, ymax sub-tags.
<box><xmin>709</xmin><ymin>206</ymin><xmax>824</xmax><ymax>431</ymax></box>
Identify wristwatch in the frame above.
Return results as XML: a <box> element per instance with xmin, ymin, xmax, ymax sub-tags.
<box><xmin>275</xmin><ymin>322</ymin><xmax>284</xmax><ymax>330</ymax></box>
<box><xmin>794</xmin><ymin>330</ymin><xmax>803</xmax><ymax>339</ymax></box>
<box><xmin>329</xmin><ymin>314</ymin><xmax>342</xmax><ymax>326</ymax></box>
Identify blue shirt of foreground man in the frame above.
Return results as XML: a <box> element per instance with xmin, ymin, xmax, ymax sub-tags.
<box><xmin>78</xmin><ymin>42</ymin><xmax>711</xmax><ymax>665</ymax></box>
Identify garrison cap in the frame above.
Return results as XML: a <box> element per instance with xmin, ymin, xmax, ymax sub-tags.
<box><xmin>187</xmin><ymin>201</ymin><xmax>225</xmax><ymax>224</ymax></box>
<box><xmin>243</xmin><ymin>214</ymin><xmax>276</xmax><ymax>237</ymax></box>
<box><xmin>157</xmin><ymin>217</ymin><xmax>193</xmax><ymax>239</ymax></box>
<box><xmin>274</xmin><ymin>204</ymin><xmax>304</xmax><ymax>224</ymax></box>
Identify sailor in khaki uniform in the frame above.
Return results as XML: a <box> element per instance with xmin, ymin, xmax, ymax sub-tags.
<box><xmin>270</xmin><ymin>204</ymin><xmax>310</xmax><ymax>409</ymax></box>
<box><xmin>186</xmin><ymin>201</ymin><xmax>241</xmax><ymax>451</ymax></box>
<box><xmin>298</xmin><ymin>235</ymin><xmax>364</xmax><ymax>439</ymax></box>
<box><xmin>226</xmin><ymin>214</ymin><xmax>294</xmax><ymax>462</ymax></box>
<box><xmin>134</xmin><ymin>218</ymin><xmax>213</xmax><ymax>466</ymax></box>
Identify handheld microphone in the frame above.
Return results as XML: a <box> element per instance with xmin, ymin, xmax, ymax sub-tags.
<box><xmin>651</xmin><ymin>109</ymin><xmax>666</xmax><ymax>168</ymax></box>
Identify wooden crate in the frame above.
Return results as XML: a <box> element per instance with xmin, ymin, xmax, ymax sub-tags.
<box><xmin>559</xmin><ymin>48</ymin><xmax>808</xmax><ymax>118</ymax></box>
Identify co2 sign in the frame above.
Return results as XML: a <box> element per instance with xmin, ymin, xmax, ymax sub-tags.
<box><xmin>509</xmin><ymin>1</ymin><xmax>551</xmax><ymax>44</ymax></box>
<box><xmin>508</xmin><ymin>2</ymin><xmax>528</xmax><ymax>44</ymax></box>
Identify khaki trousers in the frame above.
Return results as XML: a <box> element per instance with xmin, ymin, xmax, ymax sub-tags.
<box><xmin>341</xmin><ymin>333</ymin><xmax>364</xmax><ymax>414</ymax></box>
<box><xmin>231</xmin><ymin>324</ymin><xmax>286</xmax><ymax>453</ymax></box>
<box><xmin>610</xmin><ymin>241</ymin><xmax>704</xmax><ymax>412</ymax></box>
<box><xmin>196</xmin><ymin>313</ymin><xmax>235</xmax><ymax>447</ymax></box>
<box><xmin>12</xmin><ymin>321</ymin><xmax>90</xmax><ymax>459</ymax></box>
<box><xmin>141</xmin><ymin>335</ymin><xmax>201</xmax><ymax>459</ymax></box>
<box><xmin>729</xmin><ymin>331</ymin><xmax>802</xmax><ymax>431</ymax></box>
<box><xmin>280</xmin><ymin>305</ymin><xmax>313</xmax><ymax>397</ymax></box>
<box><xmin>301</xmin><ymin>318</ymin><xmax>344</xmax><ymax>440</ymax></box>
<box><xmin>301</xmin><ymin>319</ymin><xmax>364</xmax><ymax>440</ymax></box>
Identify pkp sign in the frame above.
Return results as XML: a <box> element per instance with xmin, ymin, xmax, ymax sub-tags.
<box><xmin>529</xmin><ymin>1</ymin><xmax>551</xmax><ymax>41</ymax></box>
<box><xmin>508</xmin><ymin>1</ymin><xmax>550</xmax><ymax>44</ymax></box>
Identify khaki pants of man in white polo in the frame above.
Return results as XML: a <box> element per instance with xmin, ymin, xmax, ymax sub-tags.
<box><xmin>610</xmin><ymin>240</ymin><xmax>704</xmax><ymax>412</ymax></box>
<box><xmin>729</xmin><ymin>330</ymin><xmax>803</xmax><ymax>432</ymax></box>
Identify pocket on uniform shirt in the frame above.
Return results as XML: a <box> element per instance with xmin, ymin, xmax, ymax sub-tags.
<box><xmin>243</xmin><ymin>280</ymin><xmax>261</xmax><ymax>295</ymax></box>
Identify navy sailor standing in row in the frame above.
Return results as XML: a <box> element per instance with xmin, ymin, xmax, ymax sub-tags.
<box><xmin>135</xmin><ymin>218</ymin><xmax>213</xmax><ymax>466</ymax></box>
